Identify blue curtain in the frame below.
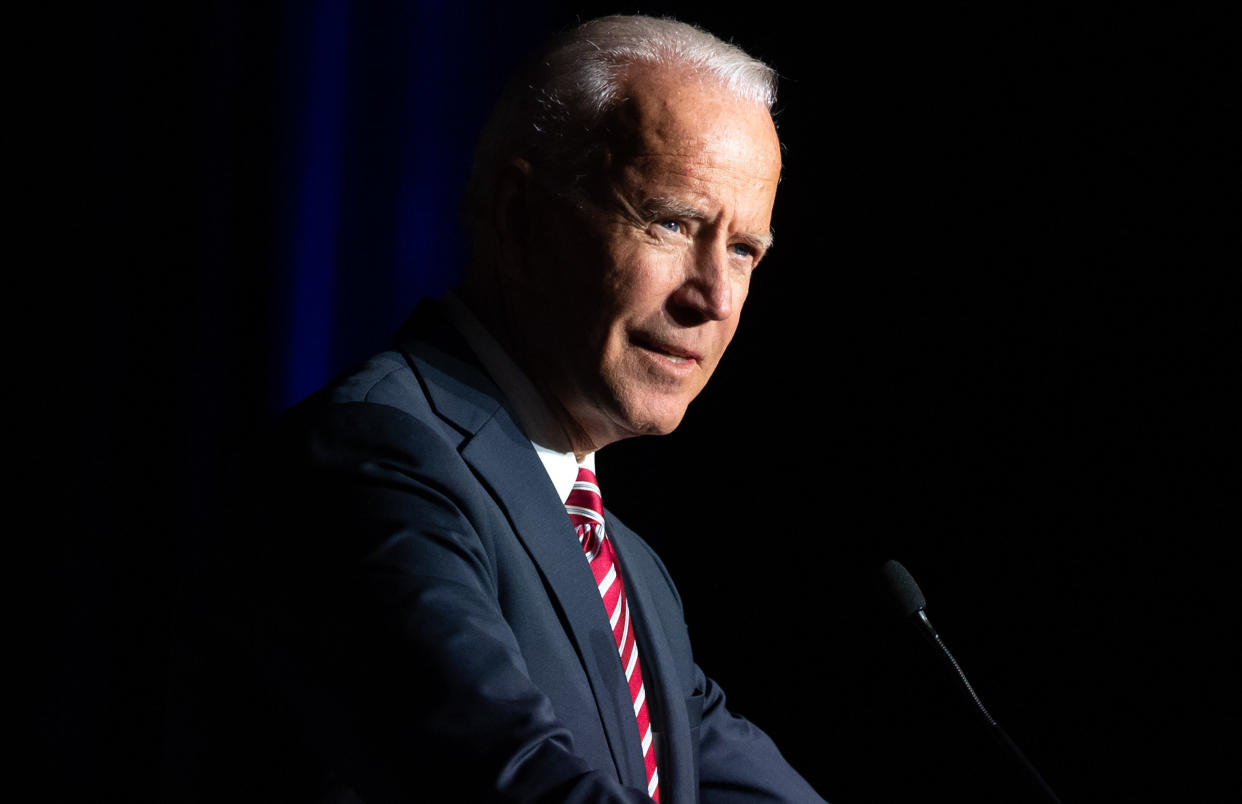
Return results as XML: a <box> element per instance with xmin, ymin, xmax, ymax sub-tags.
<box><xmin>257</xmin><ymin>1</ymin><xmax>556</xmax><ymax>410</ymax></box>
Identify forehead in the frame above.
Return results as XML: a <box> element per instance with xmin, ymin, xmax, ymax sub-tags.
<box><xmin>606</xmin><ymin>64</ymin><xmax>782</xmax><ymax>188</ymax></box>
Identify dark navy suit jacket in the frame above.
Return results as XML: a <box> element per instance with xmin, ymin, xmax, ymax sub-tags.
<box><xmin>260</xmin><ymin>300</ymin><xmax>825</xmax><ymax>802</ymax></box>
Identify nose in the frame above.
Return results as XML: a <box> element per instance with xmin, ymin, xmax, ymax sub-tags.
<box><xmin>670</xmin><ymin>242</ymin><xmax>735</xmax><ymax>324</ymax></box>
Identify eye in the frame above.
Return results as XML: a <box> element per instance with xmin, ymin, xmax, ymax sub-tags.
<box><xmin>655</xmin><ymin>219</ymin><xmax>683</xmax><ymax>234</ymax></box>
<box><xmin>729</xmin><ymin>242</ymin><xmax>756</xmax><ymax>259</ymax></box>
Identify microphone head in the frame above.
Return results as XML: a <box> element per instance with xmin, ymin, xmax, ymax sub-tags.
<box><xmin>879</xmin><ymin>559</ymin><xmax>927</xmax><ymax>618</ymax></box>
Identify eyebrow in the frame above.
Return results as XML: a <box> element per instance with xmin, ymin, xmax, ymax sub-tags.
<box><xmin>641</xmin><ymin>197</ymin><xmax>775</xmax><ymax>252</ymax></box>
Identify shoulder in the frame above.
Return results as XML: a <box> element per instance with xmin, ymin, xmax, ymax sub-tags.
<box><xmin>308</xmin><ymin>349</ymin><xmax>434</xmax><ymax>423</ymax></box>
<box><xmin>275</xmin><ymin>349</ymin><xmax>467</xmax><ymax>489</ymax></box>
<box><xmin>290</xmin><ymin>296</ymin><xmax>502</xmax><ymax>435</ymax></box>
<box><xmin>265</xmin><ymin>350</ymin><xmax>503</xmax><ymax>584</ymax></box>
<box><xmin>327</xmin><ymin>350</ymin><xmax>424</xmax><ymax>408</ymax></box>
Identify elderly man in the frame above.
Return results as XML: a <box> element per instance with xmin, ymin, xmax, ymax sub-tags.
<box><xmin>262</xmin><ymin>15</ymin><xmax>825</xmax><ymax>803</ymax></box>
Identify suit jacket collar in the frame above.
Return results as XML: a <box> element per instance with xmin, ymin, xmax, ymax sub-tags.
<box><xmin>393</xmin><ymin>298</ymin><xmax>502</xmax><ymax>437</ymax></box>
<box><xmin>393</xmin><ymin>299</ymin><xmax>654</xmax><ymax>792</ymax></box>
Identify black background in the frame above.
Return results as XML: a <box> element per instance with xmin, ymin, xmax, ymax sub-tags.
<box><xmin>41</xmin><ymin>3</ymin><xmax>1235</xmax><ymax>802</ymax></box>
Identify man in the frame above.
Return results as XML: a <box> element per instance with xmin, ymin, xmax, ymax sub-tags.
<box><xmin>261</xmin><ymin>15</ymin><xmax>826</xmax><ymax>803</ymax></box>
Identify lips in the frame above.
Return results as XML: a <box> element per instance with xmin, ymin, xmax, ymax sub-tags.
<box><xmin>631</xmin><ymin>333</ymin><xmax>703</xmax><ymax>366</ymax></box>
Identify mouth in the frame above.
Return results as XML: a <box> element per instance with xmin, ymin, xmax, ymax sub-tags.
<box><xmin>632</xmin><ymin>334</ymin><xmax>702</xmax><ymax>367</ymax></box>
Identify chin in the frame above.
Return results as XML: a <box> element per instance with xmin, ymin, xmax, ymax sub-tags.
<box><xmin>612</xmin><ymin>398</ymin><xmax>691</xmax><ymax>439</ymax></box>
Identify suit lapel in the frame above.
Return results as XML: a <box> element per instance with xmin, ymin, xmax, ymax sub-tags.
<box><xmin>461</xmin><ymin>417</ymin><xmax>647</xmax><ymax>789</ymax></box>
<box><xmin>608</xmin><ymin>518</ymin><xmax>696</xmax><ymax>804</ymax></box>
<box><xmin>397</xmin><ymin>301</ymin><xmax>648</xmax><ymax>790</ymax></box>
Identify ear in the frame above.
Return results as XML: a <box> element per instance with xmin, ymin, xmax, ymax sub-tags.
<box><xmin>492</xmin><ymin>157</ymin><xmax>534</xmax><ymax>277</ymax></box>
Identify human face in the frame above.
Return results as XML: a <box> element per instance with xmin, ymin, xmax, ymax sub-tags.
<box><xmin>510</xmin><ymin>66</ymin><xmax>782</xmax><ymax>454</ymax></box>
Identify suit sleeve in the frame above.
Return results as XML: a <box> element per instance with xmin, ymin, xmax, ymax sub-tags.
<box><xmin>255</xmin><ymin>400</ymin><xmax>655</xmax><ymax>803</ymax></box>
<box><xmin>693</xmin><ymin>665</ymin><xmax>828</xmax><ymax>803</ymax></box>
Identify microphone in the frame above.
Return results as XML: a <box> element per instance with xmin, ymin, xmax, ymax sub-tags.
<box><xmin>879</xmin><ymin>560</ymin><xmax>1063</xmax><ymax>803</ymax></box>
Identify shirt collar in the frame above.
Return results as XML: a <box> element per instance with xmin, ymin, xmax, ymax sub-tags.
<box><xmin>440</xmin><ymin>291</ymin><xmax>596</xmax><ymax>504</ymax></box>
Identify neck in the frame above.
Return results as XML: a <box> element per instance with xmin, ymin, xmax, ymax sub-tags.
<box><xmin>455</xmin><ymin>277</ymin><xmax>598</xmax><ymax>459</ymax></box>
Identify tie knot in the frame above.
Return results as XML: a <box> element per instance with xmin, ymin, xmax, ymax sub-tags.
<box><xmin>565</xmin><ymin>466</ymin><xmax>604</xmax><ymax>524</ymax></box>
<box><xmin>574</xmin><ymin>466</ymin><xmax>598</xmax><ymax>487</ymax></box>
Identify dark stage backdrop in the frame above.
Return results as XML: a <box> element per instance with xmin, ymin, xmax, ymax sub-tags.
<box><xmin>45</xmin><ymin>3</ymin><xmax>1234</xmax><ymax>802</ymax></box>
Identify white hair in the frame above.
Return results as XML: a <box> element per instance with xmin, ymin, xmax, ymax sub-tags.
<box><xmin>540</xmin><ymin>15</ymin><xmax>777</xmax><ymax>119</ymax></box>
<box><xmin>464</xmin><ymin>15</ymin><xmax>778</xmax><ymax>245</ymax></box>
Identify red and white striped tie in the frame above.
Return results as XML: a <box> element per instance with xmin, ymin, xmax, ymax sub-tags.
<box><xmin>565</xmin><ymin>467</ymin><xmax>660</xmax><ymax>801</ymax></box>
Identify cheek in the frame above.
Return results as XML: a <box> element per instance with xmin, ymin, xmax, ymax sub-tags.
<box><xmin>607</xmin><ymin>249</ymin><xmax>683</xmax><ymax>314</ymax></box>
